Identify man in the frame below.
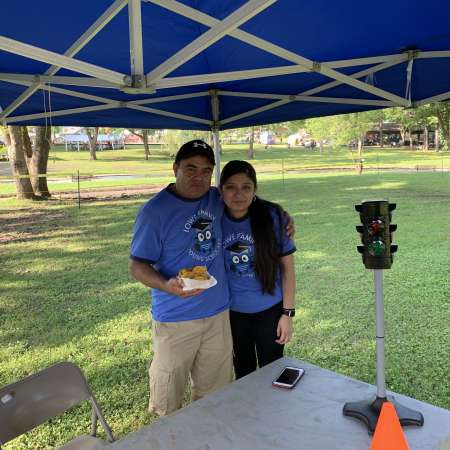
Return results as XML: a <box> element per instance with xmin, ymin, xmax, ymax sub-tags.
<box><xmin>129</xmin><ymin>140</ymin><xmax>233</xmax><ymax>416</ymax></box>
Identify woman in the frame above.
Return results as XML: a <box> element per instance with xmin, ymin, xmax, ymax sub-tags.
<box><xmin>219</xmin><ymin>160</ymin><xmax>296</xmax><ymax>379</ymax></box>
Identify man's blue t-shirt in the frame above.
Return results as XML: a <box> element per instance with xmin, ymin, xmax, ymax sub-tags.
<box><xmin>130</xmin><ymin>185</ymin><xmax>229</xmax><ymax>322</ymax></box>
<box><xmin>222</xmin><ymin>205</ymin><xmax>296</xmax><ymax>313</ymax></box>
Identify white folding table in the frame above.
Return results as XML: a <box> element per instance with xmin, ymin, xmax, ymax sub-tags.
<box><xmin>112</xmin><ymin>357</ymin><xmax>450</xmax><ymax>450</ymax></box>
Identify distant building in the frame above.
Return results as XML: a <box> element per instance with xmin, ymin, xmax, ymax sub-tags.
<box><xmin>59</xmin><ymin>132</ymin><xmax>124</xmax><ymax>151</ymax></box>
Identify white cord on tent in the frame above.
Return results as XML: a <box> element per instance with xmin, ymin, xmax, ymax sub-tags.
<box><xmin>42</xmin><ymin>84</ymin><xmax>48</xmax><ymax>132</ymax></box>
<box><xmin>405</xmin><ymin>58</ymin><xmax>414</xmax><ymax>106</ymax></box>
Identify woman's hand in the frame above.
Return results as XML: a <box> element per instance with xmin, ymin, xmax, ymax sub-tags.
<box><xmin>284</xmin><ymin>211</ymin><xmax>295</xmax><ymax>239</ymax></box>
<box><xmin>276</xmin><ymin>315</ymin><xmax>293</xmax><ymax>345</ymax></box>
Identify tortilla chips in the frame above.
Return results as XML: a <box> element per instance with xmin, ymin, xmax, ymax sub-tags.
<box><xmin>179</xmin><ymin>266</ymin><xmax>210</xmax><ymax>280</ymax></box>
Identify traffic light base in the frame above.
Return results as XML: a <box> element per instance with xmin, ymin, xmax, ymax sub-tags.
<box><xmin>343</xmin><ymin>395</ymin><xmax>424</xmax><ymax>434</ymax></box>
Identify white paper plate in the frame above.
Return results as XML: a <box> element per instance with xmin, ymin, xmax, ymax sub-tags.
<box><xmin>181</xmin><ymin>275</ymin><xmax>217</xmax><ymax>291</ymax></box>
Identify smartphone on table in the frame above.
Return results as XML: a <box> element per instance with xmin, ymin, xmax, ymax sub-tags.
<box><xmin>272</xmin><ymin>366</ymin><xmax>305</xmax><ymax>389</ymax></box>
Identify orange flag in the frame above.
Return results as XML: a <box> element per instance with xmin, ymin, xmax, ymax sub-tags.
<box><xmin>370</xmin><ymin>402</ymin><xmax>410</xmax><ymax>450</ymax></box>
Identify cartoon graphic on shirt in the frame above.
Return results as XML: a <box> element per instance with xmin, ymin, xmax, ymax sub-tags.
<box><xmin>191</xmin><ymin>217</ymin><xmax>216</xmax><ymax>255</ymax></box>
<box><xmin>226</xmin><ymin>241</ymin><xmax>254</xmax><ymax>276</ymax></box>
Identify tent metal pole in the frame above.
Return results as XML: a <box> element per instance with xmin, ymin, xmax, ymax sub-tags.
<box><xmin>128</xmin><ymin>0</ymin><xmax>144</xmax><ymax>77</ymax></box>
<box><xmin>210</xmin><ymin>89</ymin><xmax>221</xmax><ymax>187</ymax></box>
<box><xmin>212</xmin><ymin>130</ymin><xmax>221</xmax><ymax>188</ymax></box>
<box><xmin>374</xmin><ymin>269</ymin><xmax>386</xmax><ymax>398</ymax></box>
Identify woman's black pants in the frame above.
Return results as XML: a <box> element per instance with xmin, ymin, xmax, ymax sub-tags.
<box><xmin>230</xmin><ymin>301</ymin><xmax>284</xmax><ymax>379</ymax></box>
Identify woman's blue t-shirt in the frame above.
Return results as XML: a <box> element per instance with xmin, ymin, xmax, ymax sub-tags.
<box><xmin>222</xmin><ymin>205</ymin><xmax>296</xmax><ymax>313</ymax></box>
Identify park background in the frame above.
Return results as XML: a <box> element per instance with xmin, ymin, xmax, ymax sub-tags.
<box><xmin>1</xmin><ymin>112</ymin><xmax>449</xmax><ymax>449</ymax></box>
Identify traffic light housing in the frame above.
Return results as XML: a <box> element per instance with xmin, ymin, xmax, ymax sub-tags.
<box><xmin>355</xmin><ymin>200</ymin><xmax>397</xmax><ymax>269</ymax></box>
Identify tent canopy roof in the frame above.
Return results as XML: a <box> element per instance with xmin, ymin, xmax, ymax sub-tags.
<box><xmin>1</xmin><ymin>0</ymin><xmax>449</xmax><ymax>130</ymax></box>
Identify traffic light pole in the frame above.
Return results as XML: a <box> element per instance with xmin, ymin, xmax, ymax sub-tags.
<box><xmin>343</xmin><ymin>200</ymin><xmax>424</xmax><ymax>434</ymax></box>
<box><xmin>374</xmin><ymin>269</ymin><xmax>386</xmax><ymax>399</ymax></box>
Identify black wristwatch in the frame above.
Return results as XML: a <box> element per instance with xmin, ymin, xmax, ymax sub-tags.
<box><xmin>282</xmin><ymin>308</ymin><xmax>295</xmax><ymax>317</ymax></box>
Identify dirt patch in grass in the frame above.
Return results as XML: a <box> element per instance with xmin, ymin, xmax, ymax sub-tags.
<box><xmin>70</xmin><ymin>184</ymin><xmax>164</xmax><ymax>202</ymax></box>
<box><xmin>0</xmin><ymin>208</ymin><xmax>68</xmax><ymax>244</ymax></box>
<box><xmin>0</xmin><ymin>185</ymin><xmax>164</xmax><ymax>244</ymax></box>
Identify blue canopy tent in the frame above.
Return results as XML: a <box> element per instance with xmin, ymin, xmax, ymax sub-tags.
<box><xmin>1</xmin><ymin>0</ymin><xmax>450</xmax><ymax>178</ymax></box>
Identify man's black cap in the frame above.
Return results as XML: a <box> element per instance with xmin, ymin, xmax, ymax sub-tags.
<box><xmin>175</xmin><ymin>140</ymin><xmax>215</xmax><ymax>166</ymax></box>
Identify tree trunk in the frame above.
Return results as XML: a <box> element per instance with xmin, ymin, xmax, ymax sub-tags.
<box><xmin>379</xmin><ymin>121</ymin><xmax>384</xmax><ymax>148</ymax></box>
<box><xmin>399</xmin><ymin>127</ymin><xmax>406</xmax><ymax>144</ymax></box>
<box><xmin>27</xmin><ymin>126</ymin><xmax>51</xmax><ymax>197</ymax></box>
<box><xmin>86</xmin><ymin>127</ymin><xmax>98</xmax><ymax>160</ymax></box>
<box><xmin>408</xmin><ymin>129</ymin><xmax>413</xmax><ymax>149</ymax></box>
<box><xmin>7</xmin><ymin>126</ymin><xmax>35</xmax><ymax>199</ymax></box>
<box><xmin>319</xmin><ymin>141</ymin><xmax>323</xmax><ymax>154</ymax></box>
<box><xmin>247</xmin><ymin>127</ymin><xmax>254</xmax><ymax>159</ymax></box>
<box><xmin>423</xmin><ymin>126</ymin><xmax>429</xmax><ymax>151</ymax></box>
<box><xmin>434</xmin><ymin>127</ymin><xmax>440</xmax><ymax>150</ymax></box>
<box><xmin>143</xmin><ymin>129</ymin><xmax>150</xmax><ymax>160</ymax></box>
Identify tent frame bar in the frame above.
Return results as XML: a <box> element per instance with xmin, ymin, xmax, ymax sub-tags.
<box><xmin>5</xmin><ymin>50</ymin><xmax>450</xmax><ymax>91</ymax></box>
<box><xmin>0</xmin><ymin>0</ymin><xmax>127</xmax><ymax>119</ymax></box>
<box><xmin>149</xmin><ymin>0</ymin><xmax>410</xmax><ymax>106</ymax></box>
<box><xmin>0</xmin><ymin>36</ymin><xmax>126</xmax><ymax>86</ymax></box>
<box><xmin>145</xmin><ymin>0</ymin><xmax>277</xmax><ymax>84</ymax></box>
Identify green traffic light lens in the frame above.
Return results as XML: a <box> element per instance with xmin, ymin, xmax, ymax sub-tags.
<box><xmin>368</xmin><ymin>240</ymin><xmax>385</xmax><ymax>256</ymax></box>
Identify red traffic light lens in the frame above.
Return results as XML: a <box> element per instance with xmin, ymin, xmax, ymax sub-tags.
<box><xmin>368</xmin><ymin>219</ymin><xmax>384</xmax><ymax>235</ymax></box>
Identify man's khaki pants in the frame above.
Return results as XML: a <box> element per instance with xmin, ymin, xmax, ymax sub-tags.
<box><xmin>149</xmin><ymin>309</ymin><xmax>233</xmax><ymax>416</ymax></box>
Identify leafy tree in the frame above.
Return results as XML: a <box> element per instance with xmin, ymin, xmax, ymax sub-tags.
<box><xmin>423</xmin><ymin>102</ymin><xmax>450</xmax><ymax>150</ymax></box>
<box><xmin>286</xmin><ymin>120</ymin><xmax>305</xmax><ymax>135</ymax></box>
<box><xmin>305</xmin><ymin>116</ymin><xmax>334</xmax><ymax>153</ymax></box>
<box><xmin>384</xmin><ymin>107</ymin><xmax>417</xmax><ymax>146</ymax></box>
<box><xmin>329</xmin><ymin>111</ymin><xmax>379</xmax><ymax>156</ymax></box>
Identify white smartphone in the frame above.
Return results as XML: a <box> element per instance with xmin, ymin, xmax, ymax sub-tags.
<box><xmin>272</xmin><ymin>366</ymin><xmax>305</xmax><ymax>389</ymax></box>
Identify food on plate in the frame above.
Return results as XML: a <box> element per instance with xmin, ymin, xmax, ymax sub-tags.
<box><xmin>179</xmin><ymin>265</ymin><xmax>210</xmax><ymax>280</ymax></box>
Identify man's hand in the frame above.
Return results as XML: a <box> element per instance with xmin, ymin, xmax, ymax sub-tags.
<box><xmin>129</xmin><ymin>260</ymin><xmax>203</xmax><ymax>298</ymax></box>
<box><xmin>164</xmin><ymin>277</ymin><xmax>204</xmax><ymax>298</ymax></box>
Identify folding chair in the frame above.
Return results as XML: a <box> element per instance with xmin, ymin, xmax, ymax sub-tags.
<box><xmin>0</xmin><ymin>362</ymin><xmax>114</xmax><ymax>449</ymax></box>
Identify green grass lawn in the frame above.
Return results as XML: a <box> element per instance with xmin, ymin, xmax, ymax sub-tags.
<box><xmin>0</xmin><ymin>168</ymin><xmax>449</xmax><ymax>448</ymax></box>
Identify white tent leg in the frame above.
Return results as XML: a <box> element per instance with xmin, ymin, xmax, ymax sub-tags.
<box><xmin>212</xmin><ymin>129</ymin><xmax>221</xmax><ymax>187</ymax></box>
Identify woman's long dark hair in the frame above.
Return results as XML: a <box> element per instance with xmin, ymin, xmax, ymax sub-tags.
<box><xmin>220</xmin><ymin>160</ymin><xmax>284</xmax><ymax>295</ymax></box>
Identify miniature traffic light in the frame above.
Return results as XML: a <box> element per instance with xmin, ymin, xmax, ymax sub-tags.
<box><xmin>355</xmin><ymin>200</ymin><xmax>397</xmax><ymax>269</ymax></box>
